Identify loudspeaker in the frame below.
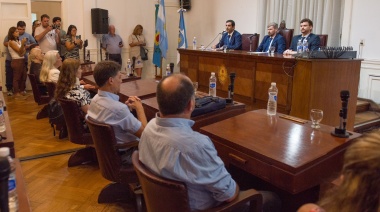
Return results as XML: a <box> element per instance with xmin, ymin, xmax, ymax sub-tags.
<box><xmin>180</xmin><ymin>0</ymin><xmax>191</xmax><ymax>10</ymax></box>
<box><xmin>91</xmin><ymin>8</ymin><xmax>109</xmax><ymax>34</ymax></box>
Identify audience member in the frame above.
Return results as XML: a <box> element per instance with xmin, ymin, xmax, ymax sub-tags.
<box><xmin>87</xmin><ymin>61</ymin><xmax>147</xmax><ymax>164</ymax></box>
<box><xmin>128</xmin><ymin>24</ymin><xmax>146</xmax><ymax>77</ymax></box>
<box><xmin>101</xmin><ymin>25</ymin><xmax>123</xmax><ymax>65</ymax></box>
<box><xmin>3</xmin><ymin>33</ymin><xmax>14</xmax><ymax>96</ymax></box>
<box><xmin>7</xmin><ymin>26</ymin><xmax>27</xmax><ymax>98</ymax></box>
<box><xmin>32</xmin><ymin>20</ymin><xmax>41</xmax><ymax>37</ymax></box>
<box><xmin>53</xmin><ymin>17</ymin><xmax>67</xmax><ymax>61</ymax></box>
<box><xmin>284</xmin><ymin>18</ymin><xmax>320</xmax><ymax>54</ymax></box>
<box><xmin>213</xmin><ymin>20</ymin><xmax>242</xmax><ymax>50</ymax></box>
<box><xmin>298</xmin><ymin>131</ymin><xmax>380</xmax><ymax>212</ymax></box>
<box><xmin>34</xmin><ymin>14</ymin><xmax>60</xmax><ymax>53</ymax></box>
<box><xmin>39</xmin><ymin>50</ymin><xmax>62</xmax><ymax>83</ymax></box>
<box><xmin>256</xmin><ymin>22</ymin><xmax>286</xmax><ymax>54</ymax></box>
<box><xmin>138</xmin><ymin>73</ymin><xmax>281</xmax><ymax>211</ymax></box>
<box><xmin>28</xmin><ymin>44</ymin><xmax>44</xmax><ymax>77</ymax></box>
<box><xmin>64</xmin><ymin>25</ymin><xmax>83</xmax><ymax>60</ymax></box>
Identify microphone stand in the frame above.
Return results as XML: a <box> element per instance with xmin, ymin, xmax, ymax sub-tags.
<box><xmin>247</xmin><ymin>33</ymin><xmax>257</xmax><ymax>53</ymax></box>
<box><xmin>205</xmin><ymin>32</ymin><xmax>223</xmax><ymax>49</ymax></box>
<box><xmin>226</xmin><ymin>72</ymin><xmax>236</xmax><ymax>104</ymax></box>
<box><xmin>331</xmin><ymin>90</ymin><xmax>350</xmax><ymax>138</ymax></box>
<box><xmin>130</xmin><ymin>57</ymin><xmax>136</xmax><ymax>77</ymax></box>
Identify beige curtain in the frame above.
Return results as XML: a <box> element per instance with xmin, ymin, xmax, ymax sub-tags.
<box><xmin>258</xmin><ymin>0</ymin><xmax>342</xmax><ymax>46</ymax></box>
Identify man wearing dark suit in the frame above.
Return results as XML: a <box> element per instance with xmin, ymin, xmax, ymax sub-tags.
<box><xmin>284</xmin><ymin>18</ymin><xmax>321</xmax><ymax>54</ymax></box>
<box><xmin>256</xmin><ymin>22</ymin><xmax>286</xmax><ymax>54</ymax></box>
<box><xmin>213</xmin><ymin>20</ymin><xmax>242</xmax><ymax>50</ymax></box>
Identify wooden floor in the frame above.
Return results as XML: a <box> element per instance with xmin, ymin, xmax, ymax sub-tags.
<box><xmin>5</xmin><ymin>92</ymin><xmax>136</xmax><ymax>212</ymax></box>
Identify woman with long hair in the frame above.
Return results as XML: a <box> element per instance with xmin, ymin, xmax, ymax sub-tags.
<box><xmin>298</xmin><ymin>131</ymin><xmax>380</xmax><ymax>212</ymax></box>
<box><xmin>32</xmin><ymin>20</ymin><xmax>41</xmax><ymax>38</ymax></box>
<box><xmin>55</xmin><ymin>58</ymin><xmax>91</xmax><ymax>114</ymax></box>
<box><xmin>64</xmin><ymin>25</ymin><xmax>83</xmax><ymax>60</ymax></box>
<box><xmin>128</xmin><ymin>24</ymin><xmax>146</xmax><ymax>77</ymax></box>
<box><xmin>7</xmin><ymin>26</ymin><xmax>27</xmax><ymax>97</ymax></box>
<box><xmin>39</xmin><ymin>50</ymin><xmax>62</xmax><ymax>83</ymax></box>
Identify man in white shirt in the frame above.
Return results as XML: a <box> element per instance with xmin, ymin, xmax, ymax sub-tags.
<box><xmin>34</xmin><ymin>14</ymin><xmax>60</xmax><ymax>53</ymax></box>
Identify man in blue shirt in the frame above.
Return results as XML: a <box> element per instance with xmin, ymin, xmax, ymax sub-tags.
<box><xmin>213</xmin><ymin>20</ymin><xmax>242</xmax><ymax>50</ymax></box>
<box><xmin>256</xmin><ymin>22</ymin><xmax>286</xmax><ymax>54</ymax></box>
<box><xmin>139</xmin><ymin>74</ymin><xmax>281</xmax><ymax>211</ymax></box>
<box><xmin>102</xmin><ymin>25</ymin><xmax>123</xmax><ymax>65</ymax></box>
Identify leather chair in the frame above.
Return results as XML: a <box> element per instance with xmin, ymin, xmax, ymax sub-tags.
<box><xmin>85</xmin><ymin>117</ymin><xmax>142</xmax><ymax>211</ymax></box>
<box><xmin>318</xmin><ymin>34</ymin><xmax>328</xmax><ymax>47</ymax></box>
<box><xmin>28</xmin><ymin>74</ymin><xmax>52</xmax><ymax>119</ymax></box>
<box><xmin>58</xmin><ymin>98</ymin><xmax>96</xmax><ymax>167</ymax></box>
<box><xmin>44</xmin><ymin>82</ymin><xmax>56</xmax><ymax>100</ymax></box>
<box><xmin>278</xmin><ymin>29</ymin><xmax>294</xmax><ymax>49</ymax></box>
<box><xmin>132</xmin><ymin>151</ymin><xmax>263</xmax><ymax>212</ymax></box>
<box><xmin>242</xmin><ymin>33</ymin><xmax>260</xmax><ymax>52</ymax></box>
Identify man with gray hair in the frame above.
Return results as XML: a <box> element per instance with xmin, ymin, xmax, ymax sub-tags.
<box><xmin>256</xmin><ymin>22</ymin><xmax>286</xmax><ymax>54</ymax></box>
<box><xmin>101</xmin><ymin>25</ymin><xmax>123</xmax><ymax>65</ymax></box>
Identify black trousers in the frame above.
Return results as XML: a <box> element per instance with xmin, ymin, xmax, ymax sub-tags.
<box><xmin>108</xmin><ymin>54</ymin><xmax>122</xmax><ymax>66</ymax></box>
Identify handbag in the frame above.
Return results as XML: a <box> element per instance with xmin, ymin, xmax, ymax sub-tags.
<box><xmin>191</xmin><ymin>96</ymin><xmax>226</xmax><ymax>117</ymax></box>
<box><xmin>136</xmin><ymin>35</ymin><xmax>148</xmax><ymax>61</ymax></box>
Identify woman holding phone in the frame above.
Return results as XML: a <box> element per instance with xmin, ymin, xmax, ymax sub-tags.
<box><xmin>64</xmin><ymin>25</ymin><xmax>83</xmax><ymax>60</ymax></box>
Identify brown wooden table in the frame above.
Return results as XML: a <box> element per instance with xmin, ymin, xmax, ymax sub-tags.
<box><xmin>141</xmin><ymin>92</ymin><xmax>246</xmax><ymax>131</ymax></box>
<box><xmin>15</xmin><ymin>159</ymin><xmax>31</xmax><ymax>212</ymax></box>
<box><xmin>0</xmin><ymin>92</ymin><xmax>14</xmax><ymax>157</ymax></box>
<box><xmin>199</xmin><ymin>109</ymin><xmax>361</xmax><ymax>211</ymax></box>
<box><xmin>118</xmin><ymin>79</ymin><xmax>159</xmax><ymax>103</ymax></box>
<box><xmin>179</xmin><ymin>49</ymin><xmax>362</xmax><ymax>130</ymax></box>
<box><xmin>82</xmin><ymin>74</ymin><xmax>141</xmax><ymax>87</ymax></box>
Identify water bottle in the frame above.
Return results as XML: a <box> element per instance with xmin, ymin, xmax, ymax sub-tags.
<box><xmin>127</xmin><ymin>59</ymin><xmax>132</xmax><ymax>75</ymax></box>
<box><xmin>0</xmin><ymin>110</ymin><xmax>6</xmax><ymax>133</ymax></box>
<box><xmin>165</xmin><ymin>64</ymin><xmax>171</xmax><ymax>76</ymax></box>
<box><xmin>192</xmin><ymin>37</ymin><xmax>197</xmax><ymax>50</ymax></box>
<box><xmin>209</xmin><ymin>72</ymin><xmax>217</xmax><ymax>97</ymax></box>
<box><xmin>0</xmin><ymin>148</ymin><xmax>18</xmax><ymax>212</ymax></box>
<box><xmin>0</xmin><ymin>99</ymin><xmax>4</xmax><ymax>112</ymax></box>
<box><xmin>302</xmin><ymin>39</ymin><xmax>309</xmax><ymax>52</ymax></box>
<box><xmin>267</xmin><ymin>82</ymin><xmax>278</xmax><ymax>116</ymax></box>
<box><xmin>86</xmin><ymin>50</ymin><xmax>90</xmax><ymax>62</ymax></box>
<box><xmin>296</xmin><ymin>39</ymin><xmax>303</xmax><ymax>53</ymax></box>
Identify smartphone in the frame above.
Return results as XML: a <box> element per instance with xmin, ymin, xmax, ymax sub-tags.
<box><xmin>119</xmin><ymin>41</ymin><xmax>122</xmax><ymax>45</ymax></box>
<box><xmin>76</xmin><ymin>35</ymin><xmax>81</xmax><ymax>39</ymax></box>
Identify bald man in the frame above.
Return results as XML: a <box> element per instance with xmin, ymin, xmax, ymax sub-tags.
<box><xmin>101</xmin><ymin>25</ymin><xmax>123</xmax><ymax>65</ymax></box>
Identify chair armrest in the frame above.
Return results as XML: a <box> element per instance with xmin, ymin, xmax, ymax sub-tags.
<box><xmin>204</xmin><ymin>189</ymin><xmax>262</xmax><ymax>212</ymax></box>
<box><xmin>114</xmin><ymin>140</ymin><xmax>139</xmax><ymax>150</ymax></box>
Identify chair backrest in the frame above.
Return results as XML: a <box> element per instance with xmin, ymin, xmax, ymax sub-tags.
<box><xmin>132</xmin><ymin>151</ymin><xmax>191</xmax><ymax>212</ymax></box>
<box><xmin>318</xmin><ymin>34</ymin><xmax>328</xmax><ymax>47</ymax></box>
<box><xmin>86</xmin><ymin>117</ymin><xmax>138</xmax><ymax>184</ymax></box>
<box><xmin>28</xmin><ymin>74</ymin><xmax>50</xmax><ymax>105</ymax></box>
<box><xmin>241</xmin><ymin>33</ymin><xmax>260</xmax><ymax>51</ymax></box>
<box><xmin>44</xmin><ymin>82</ymin><xmax>56</xmax><ymax>99</ymax></box>
<box><xmin>278</xmin><ymin>29</ymin><xmax>294</xmax><ymax>49</ymax></box>
<box><xmin>58</xmin><ymin>98</ymin><xmax>92</xmax><ymax>145</ymax></box>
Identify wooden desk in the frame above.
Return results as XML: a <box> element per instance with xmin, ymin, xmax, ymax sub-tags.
<box><xmin>82</xmin><ymin>74</ymin><xmax>141</xmax><ymax>86</ymax></box>
<box><xmin>179</xmin><ymin>49</ymin><xmax>361</xmax><ymax>130</ymax></box>
<box><xmin>118</xmin><ymin>79</ymin><xmax>159</xmax><ymax>102</ymax></box>
<box><xmin>0</xmin><ymin>92</ymin><xmax>14</xmax><ymax>157</ymax></box>
<box><xmin>200</xmin><ymin>109</ymin><xmax>361</xmax><ymax>211</ymax></box>
<box><xmin>15</xmin><ymin>159</ymin><xmax>31</xmax><ymax>212</ymax></box>
<box><xmin>142</xmin><ymin>93</ymin><xmax>246</xmax><ymax>131</ymax></box>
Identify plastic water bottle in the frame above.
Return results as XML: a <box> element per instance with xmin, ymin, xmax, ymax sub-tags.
<box><xmin>0</xmin><ymin>147</ymin><xmax>18</xmax><ymax>212</ymax></box>
<box><xmin>0</xmin><ymin>110</ymin><xmax>5</xmax><ymax>133</ymax></box>
<box><xmin>267</xmin><ymin>82</ymin><xmax>278</xmax><ymax>116</ymax></box>
<box><xmin>209</xmin><ymin>72</ymin><xmax>217</xmax><ymax>97</ymax></box>
<box><xmin>0</xmin><ymin>99</ymin><xmax>4</xmax><ymax>112</ymax></box>
<box><xmin>86</xmin><ymin>50</ymin><xmax>90</xmax><ymax>62</ymax></box>
<box><xmin>302</xmin><ymin>39</ymin><xmax>309</xmax><ymax>52</ymax></box>
<box><xmin>192</xmin><ymin>37</ymin><xmax>197</xmax><ymax>50</ymax></box>
<box><xmin>126</xmin><ymin>59</ymin><xmax>132</xmax><ymax>75</ymax></box>
<box><xmin>165</xmin><ymin>64</ymin><xmax>171</xmax><ymax>76</ymax></box>
<box><xmin>297</xmin><ymin>39</ymin><xmax>303</xmax><ymax>53</ymax></box>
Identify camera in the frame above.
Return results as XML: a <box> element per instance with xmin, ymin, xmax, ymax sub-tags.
<box><xmin>51</xmin><ymin>24</ymin><xmax>59</xmax><ymax>29</ymax></box>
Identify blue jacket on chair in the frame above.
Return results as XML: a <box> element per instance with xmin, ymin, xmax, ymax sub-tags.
<box><xmin>214</xmin><ymin>30</ymin><xmax>242</xmax><ymax>50</ymax></box>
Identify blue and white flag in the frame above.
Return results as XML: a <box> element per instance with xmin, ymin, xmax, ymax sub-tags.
<box><xmin>178</xmin><ymin>9</ymin><xmax>187</xmax><ymax>49</ymax></box>
<box><xmin>155</xmin><ymin>0</ymin><xmax>168</xmax><ymax>59</ymax></box>
<box><xmin>153</xmin><ymin>4</ymin><xmax>161</xmax><ymax>67</ymax></box>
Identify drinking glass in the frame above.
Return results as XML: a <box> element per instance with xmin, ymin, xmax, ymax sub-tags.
<box><xmin>193</xmin><ymin>82</ymin><xmax>198</xmax><ymax>95</ymax></box>
<box><xmin>310</xmin><ymin>109</ymin><xmax>323</xmax><ymax>129</ymax></box>
<box><xmin>269</xmin><ymin>46</ymin><xmax>275</xmax><ymax>55</ymax></box>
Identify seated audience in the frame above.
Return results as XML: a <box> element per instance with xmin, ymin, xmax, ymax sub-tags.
<box><xmin>298</xmin><ymin>131</ymin><xmax>380</xmax><ymax>212</ymax></box>
<box><xmin>284</xmin><ymin>18</ymin><xmax>320</xmax><ymax>54</ymax></box>
<box><xmin>87</xmin><ymin>61</ymin><xmax>147</xmax><ymax>164</ymax></box>
<box><xmin>39</xmin><ymin>50</ymin><xmax>62</xmax><ymax>83</ymax></box>
<box><xmin>138</xmin><ymin>73</ymin><xmax>281</xmax><ymax>211</ymax></box>
<box><xmin>29</xmin><ymin>44</ymin><xmax>44</xmax><ymax>78</ymax></box>
<box><xmin>64</xmin><ymin>25</ymin><xmax>83</xmax><ymax>60</ymax></box>
<box><xmin>213</xmin><ymin>19</ymin><xmax>242</xmax><ymax>50</ymax></box>
<box><xmin>256</xmin><ymin>22</ymin><xmax>286</xmax><ymax>54</ymax></box>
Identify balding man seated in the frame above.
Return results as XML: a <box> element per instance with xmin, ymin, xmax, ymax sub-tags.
<box><xmin>138</xmin><ymin>73</ymin><xmax>281</xmax><ymax>211</ymax></box>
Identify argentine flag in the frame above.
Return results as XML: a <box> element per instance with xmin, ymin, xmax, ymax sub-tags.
<box><xmin>155</xmin><ymin>0</ymin><xmax>168</xmax><ymax>59</ymax></box>
<box><xmin>177</xmin><ymin>8</ymin><xmax>187</xmax><ymax>64</ymax></box>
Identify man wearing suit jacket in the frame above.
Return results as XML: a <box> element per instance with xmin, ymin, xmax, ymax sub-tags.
<box><xmin>213</xmin><ymin>20</ymin><xmax>242</xmax><ymax>50</ymax></box>
<box><xmin>256</xmin><ymin>22</ymin><xmax>286</xmax><ymax>54</ymax></box>
<box><xmin>284</xmin><ymin>18</ymin><xmax>320</xmax><ymax>54</ymax></box>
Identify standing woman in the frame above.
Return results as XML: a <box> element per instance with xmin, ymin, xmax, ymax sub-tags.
<box><xmin>128</xmin><ymin>24</ymin><xmax>146</xmax><ymax>77</ymax></box>
<box><xmin>7</xmin><ymin>26</ymin><xmax>27</xmax><ymax>97</ymax></box>
<box><xmin>64</xmin><ymin>25</ymin><xmax>83</xmax><ymax>60</ymax></box>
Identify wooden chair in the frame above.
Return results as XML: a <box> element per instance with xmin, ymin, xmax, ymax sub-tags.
<box><xmin>58</xmin><ymin>98</ymin><xmax>96</xmax><ymax>167</ymax></box>
<box><xmin>85</xmin><ymin>117</ymin><xmax>142</xmax><ymax>211</ymax></box>
<box><xmin>318</xmin><ymin>34</ymin><xmax>329</xmax><ymax>47</ymax></box>
<box><xmin>28</xmin><ymin>74</ymin><xmax>52</xmax><ymax>119</ymax></box>
<box><xmin>278</xmin><ymin>29</ymin><xmax>294</xmax><ymax>49</ymax></box>
<box><xmin>132</xmin><ymin>151</ymin><xmax>263</xmax><ymax>212</ymax></box>
<box><xmin>242</xmin><ymin>33</ymin><xmax>260</xmax><ymax>52</ymax></box>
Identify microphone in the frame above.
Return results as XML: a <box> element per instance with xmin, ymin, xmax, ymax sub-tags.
<box><xmin>0</xmin><ymin>157</ymin><xmax>10</xmax><ymax>212</ymax></box>
<box><xmin>130</xmin><ymin>57</ymin><xmax>136</xmax><ymax>76</ymax></box>
<box><xmin>226</xmin><ymin>72</ymin><xmax>236</xmax><ymax>104</ymax></box>
<box><xmin>248</xmin><ymin>33</ymin><xmax>257</xmax><ymax>39</ymax></box>
<box><xmin>205</xmin><ymin>31</ymin><xmax>225</xmax><ymax>49</ymax></box>
<box><xmin>331</xmin><ymin>90</ymin><xmax>350</xmax><ymax>138</ymax></box>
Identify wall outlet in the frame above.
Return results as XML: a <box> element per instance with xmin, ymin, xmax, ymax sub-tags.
<box><xmin>360</xmin><ymin>39</ymin><xmax>365</xmax><ymax>46</ymax></box>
